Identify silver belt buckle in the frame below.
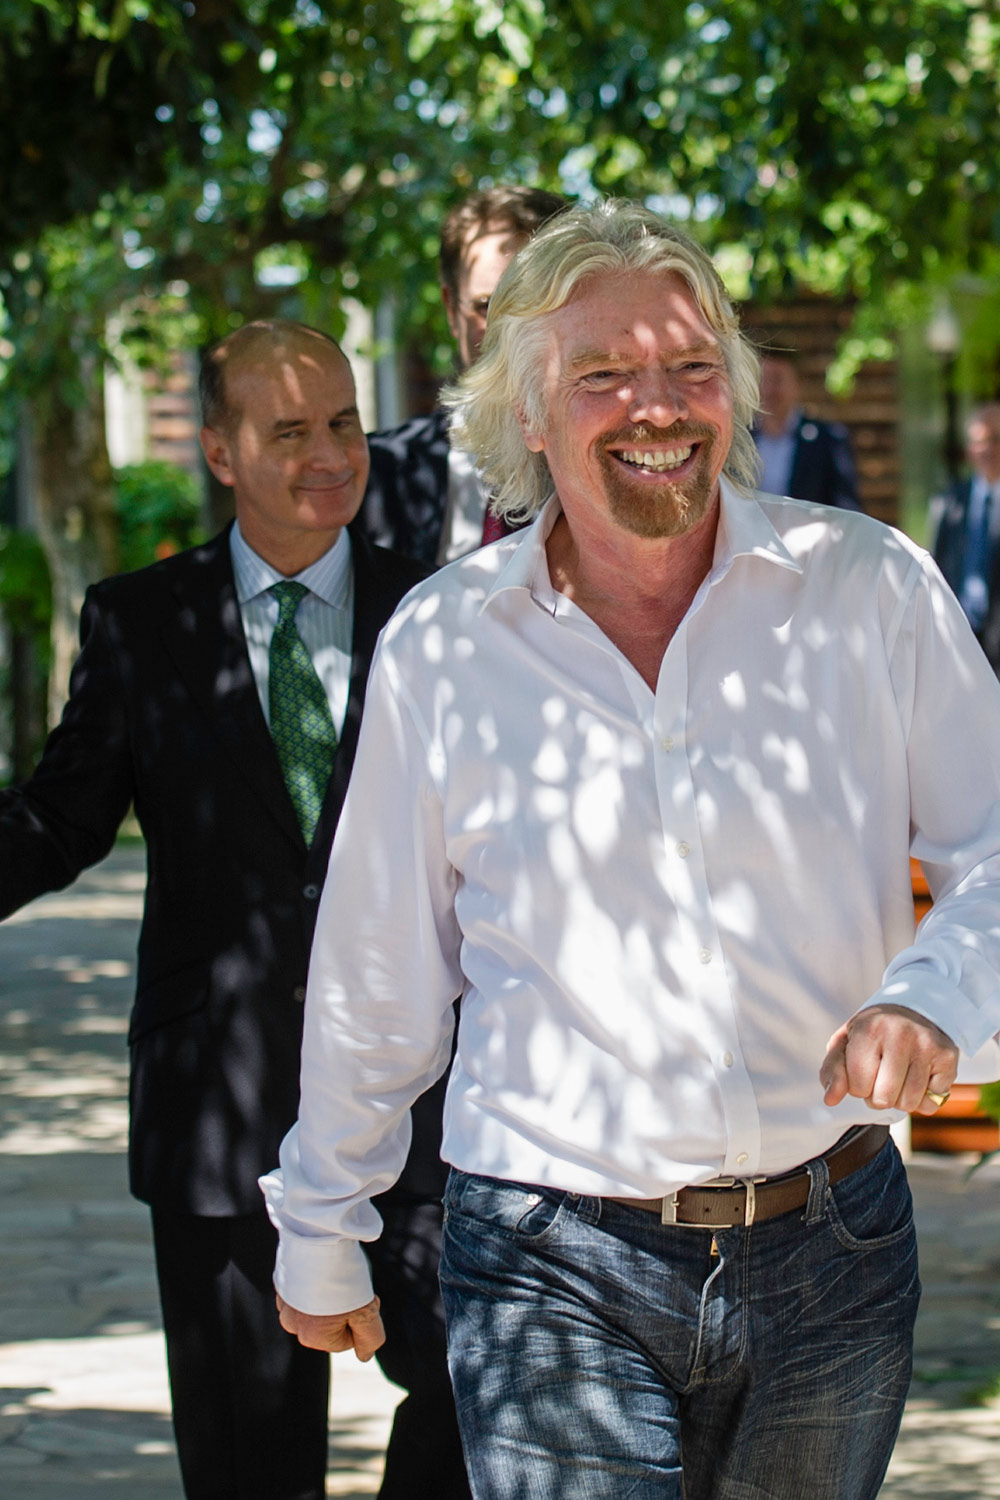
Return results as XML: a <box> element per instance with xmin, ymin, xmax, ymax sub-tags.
<box><xmin>660</xmin><ymin>1175</ymin><xmax>766</xmax><ymax>1228</ymax></box>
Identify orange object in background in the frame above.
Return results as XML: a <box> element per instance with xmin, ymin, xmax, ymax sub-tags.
<box><xmin>911</xmin><ymin>858</ymin><xmax>932</xmax><ymax>923</ymax></box>
<box><xmin>908</xmin><ymin>859</ymin><xmax>1000</xmax><ymax>1154</ymax></box>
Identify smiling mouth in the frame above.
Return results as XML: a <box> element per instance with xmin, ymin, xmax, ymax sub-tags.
<box><xmin>297</xmin><ymin>476</ymin><xmax>354</xmax><ymax>492</ymax></box>
<box><xmin>615</xmin><ymin>445</ymin><xmax>694</xmax><ymax>473</ymax></box>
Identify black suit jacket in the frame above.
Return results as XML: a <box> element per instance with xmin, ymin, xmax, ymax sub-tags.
<box><xmin>359</xmin><ymin>409</ymin><xmax>452</xmax><ymax>564</ymax></box>
<box><xmin>0</xmin><ymin>524</ymin><xmax>428</xmax><ymax>1215</ymax></box>
<box><xmin>933</xmin><ymin>477</ymin><xmax>1000</xmax><ymax>676</ymax></box>
<box><xmin>932</xmin><ymin>477</ymin><xmax>975</xmax><ymax>598</ymax></box>
<box><xmin>756</xmin><ymin>413</ymin><xmax>862</xmax><ymax>511</ymax></box>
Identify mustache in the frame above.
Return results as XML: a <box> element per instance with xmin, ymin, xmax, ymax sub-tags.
<box><xmin>600</xmin><ymin>423</ymin><xmax>717</xmax><ymax>449</ymax></box>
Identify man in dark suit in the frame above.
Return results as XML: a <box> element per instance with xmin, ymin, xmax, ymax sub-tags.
<box><xmin>0</xmin><ymin>321</ymin><xmax>468</xmax><ymax>1500</ymax></box>
<box><xmin>753</xmin><ymin>352</ymin><xmax>862</xmax><ymax>511</ymax></box>
<box><xmin>359</xmin><ymin>185</ymin><xmax>568</xmax><ymax>564</ymax></box>
<box><xmin>932</xmin><ymin>403</ymin><xmax>1000</xmax><ymax>675</ymax></box>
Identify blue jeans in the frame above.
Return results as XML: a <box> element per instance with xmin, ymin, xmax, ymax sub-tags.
<box><xmin>440</xmin><ymin>1139</ymin><xmax>919</xmax><ymax>1499</ymax></box>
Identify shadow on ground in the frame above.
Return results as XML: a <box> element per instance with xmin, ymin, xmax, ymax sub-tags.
<box><xmin>0</xmin><ymin>847</ymin><xmax>393</xmax><ymax>1498</ymax></box>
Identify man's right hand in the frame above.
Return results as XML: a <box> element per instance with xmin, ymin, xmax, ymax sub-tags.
<box><xmin>276</xmin><ymin>1293</ymin><xmax>386</xmax><ymax>1361</ymax></box>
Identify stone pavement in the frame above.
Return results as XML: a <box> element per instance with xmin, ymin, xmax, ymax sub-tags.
<box><xmin>1</xmin><ymin>845</ymin><xmax>999</xmax><ymax>1497</ymax></box>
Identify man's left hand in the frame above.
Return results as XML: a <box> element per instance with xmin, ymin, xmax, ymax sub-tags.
<box><xmin>820</xmin><ymin>1003</ymin><xmax>958</xmax><ymax>1115</ymax></box>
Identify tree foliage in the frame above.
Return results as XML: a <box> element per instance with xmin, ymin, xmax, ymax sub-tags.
<box><xmin>0</xmin><ymin>0</ymin><xmax>236</xmax><ymax>254</ymax></box>
<box><xmin>3</xmin><ymin>1</ymin><xmax>999</xmax><ymax>329</ymax></box>
<box><xmin>115</xmin><ymin>460</ymin><xmax>206</xmax><ymax>572</ymax></box>
<box><xmin>1</xmin><ymin>0</ymin><xmax>999</xmax><ymax>715</ymax></box>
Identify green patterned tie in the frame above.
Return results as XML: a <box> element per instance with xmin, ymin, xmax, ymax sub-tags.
<box><xmin>268</xmin><ymin>581</ymin><xmax>338</xmax><ymax>843</ymax></box>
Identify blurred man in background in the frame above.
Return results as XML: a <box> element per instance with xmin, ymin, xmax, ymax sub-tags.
<box><xmin>753</xmin><ymin>350</ymin><xmax>861</xmax><ymax>510</ymax></box>
<box><xmin>932</xmin><ymin>402</ymin><xmax>1000</xmax><ymax>672</ymax></box>
<box><xmin>358</xmin><ymin>184</ymin><xmax>568</xmax><ymax>562</ymax></box>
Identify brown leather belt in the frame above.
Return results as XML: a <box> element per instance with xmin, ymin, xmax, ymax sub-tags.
<box><xmin>607</xmin><ymin>1124</ymin><xmax>890</xmax><ymax>1229</ymax></box>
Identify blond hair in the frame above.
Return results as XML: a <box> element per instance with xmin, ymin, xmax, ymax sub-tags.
<box><xmin>445</xmin><ymin>200</ymin><xmax>761</xmax><ymax>520</ymax></box>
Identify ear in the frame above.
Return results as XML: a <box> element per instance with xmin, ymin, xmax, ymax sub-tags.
<box><xmin>199</xmin><ymin>426</ymin><xmax>236</xmax><ymax>488</ymax></box>
<box><xmin>441</xmin><ymin>282</ymin><xmax>460</xmax><ymax>343</ymax></box>
<box><xmin>515</xmin><ymin>406</ymin><xmax>545</xmax><ymax>454</ymax></box>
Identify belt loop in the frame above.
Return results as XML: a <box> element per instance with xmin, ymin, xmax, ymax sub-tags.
<box><xmin>572</xmin><ymin>1193</ymin><xmax>601</xmax><ymax>1226</ymax></box>
<box><xmin>805</xmin><ymin>1154</ymin><xmax>830</xmax><ymax>1224</ymax></box>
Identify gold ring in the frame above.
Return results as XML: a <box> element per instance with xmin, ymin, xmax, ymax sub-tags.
<box><xmin>925</xmin><ymin>1089</ymin><xmax>951</xmax><ymax>1108</ymax></box>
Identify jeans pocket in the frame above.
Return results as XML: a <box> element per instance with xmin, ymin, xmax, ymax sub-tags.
<box><xmin>824</xmin><ymin>1144</ymin><xmax>915</xmax><ymax>1252</ymax></box>
<box><xmin>444</xmin><ymin>1171</ymin><xmax>568</xmax><ymax>1245</ymax></box>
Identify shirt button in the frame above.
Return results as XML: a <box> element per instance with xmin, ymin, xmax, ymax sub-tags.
<box><xmin>303</xmin><ymin>883</ymin><xmax>320</xmax><ymax>900</ymax></box>
<box><xmin>699</xmin><ymin>948</ymin><xmax>712</xmax><ymax>964</ymax></box>
<box><xmin>293</xmin><ymin>985</ymin><xmax>307</xmax><ymax>1003</ymax></box>
<box><xmin>660</xmin><ymin>735</ymin><xmax>674</xmax><ymax>751</ymax></box>
<box><xmin>723</xmin><ymin>1051</ymin><xmax>734</xmax><ymax>1068</ymax></box>
<box><xmin>736</xmin><ymin>1152</ymin><xmax>749</xmax><ymax>1166</ymax></box>
<box><xmin>676</xmin><ymin>841</ymin><xmax>691</xmax><ymax>858</ymax></box>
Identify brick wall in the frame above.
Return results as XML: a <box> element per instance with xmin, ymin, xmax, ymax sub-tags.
<box><xmin>142</xmin><ymin>353</ymin><xmax>202</xmax><ymax>476</ymax></box>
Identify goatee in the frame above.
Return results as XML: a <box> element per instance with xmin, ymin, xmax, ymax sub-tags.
<box><xmin>598</xmin><ymin>423</ymin><xmax>719</xmax><ymax>539</ymax></box>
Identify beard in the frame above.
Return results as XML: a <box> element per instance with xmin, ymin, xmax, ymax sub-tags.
<box><xmin>597</xmin><ymin>423</ymin><xmax>721</xmax><ymax>539</ymax></box>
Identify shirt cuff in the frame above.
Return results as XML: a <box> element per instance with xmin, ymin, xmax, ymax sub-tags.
<box><xmin>271</xmin><ymin>1226</ymin><xmax>376</xmax><ymax>1318</ymax></box>
<box><xmin>859</xmin><ymin>964</ymin><xmax>1000</xmax><ymax>1060</ymax></box>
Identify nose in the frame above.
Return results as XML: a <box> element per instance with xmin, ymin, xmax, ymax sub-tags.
<box><xmin>307</xmin><ymin>426</ymin><xmax>352</xmax><ymax>469</ymax></box>
<box><xmin>625</xmin><ymin>369</ymin><xmax>688</xmax><ymax>427</ymax></box>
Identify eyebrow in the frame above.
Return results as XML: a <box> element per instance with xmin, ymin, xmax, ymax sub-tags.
<box><xmin>566</xmin><ymin>338</ymin><xmax>722</xmax><ymax>372</ymax></box>
<box><xmin>270</xmin><ymin>405</ymin><xmax>360</xmax><ymax>434</ymax></box>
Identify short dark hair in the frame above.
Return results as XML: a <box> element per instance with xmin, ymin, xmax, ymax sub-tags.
<box><xmin>199</xmin><ymin>319</ymin><xmax>341</xmax><ymax>431</ymax></box>
<box><xmin>439</xmin><ymin>186</ymin><xmax>569</xmax><ymax>299</ymax></box>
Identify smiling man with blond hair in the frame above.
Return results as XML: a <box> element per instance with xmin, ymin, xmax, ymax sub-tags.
<box><xmin>266</xmin><ymin>207</ymin><xmax>1000</xmax><ymax>1499</ymax></box>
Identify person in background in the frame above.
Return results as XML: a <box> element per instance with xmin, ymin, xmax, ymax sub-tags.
<box><xmin>753</xmin><ymin>349</ymin><xmax>862</xmax><ymax>510</ymax></box>
<box><xmin>358</xmin><ymin>184</ymin><xmax>569</xmax><ymax>563</ymax></box>
<box><xmin>0</xmin><ymin>321</ymin><xmax>468</xmax><ymax>1500</ymax></box>
<box><xmin>264</xmin><ymin>204</ymin><xmax>1000</xmax><ymax>1499</ymax></box>
<box><xmin>931</xmin><ymin>402</ymin><xmax>1000</xmax><ymax>672</ymax></box>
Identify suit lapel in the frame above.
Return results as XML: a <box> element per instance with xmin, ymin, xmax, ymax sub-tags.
<box><xmin>159</xmin><ymin>528</ymin><xmax>305</xmax><ymax>851</ymax></box>
<box><xmin>421</xmin><ymin>409</ymin><xmax>452</xmax><ymax>563</ymax></box>
<box><xmin>787</xmin><ymin>413</ymin><xmax>813</xmax><ymax>499</ymax></box>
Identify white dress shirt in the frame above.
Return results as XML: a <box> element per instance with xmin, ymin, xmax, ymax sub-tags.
<box><xmin>435</xmin><ymin>444</ymin><xmax>491</xmax><ymax>564</ymax></box>
<box><xmin>229</xmin><ymin>521</ymin><xmax>354</xmax><ymax>734</ymax></box>
<box><xmin>262</xmin><ymin>481</ymin><xmax>1000</xmax><ymax>1316</ymax></box>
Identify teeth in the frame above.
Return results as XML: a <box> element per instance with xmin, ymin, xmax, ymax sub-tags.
<box><xmin>619</xmin><ymin>445</ymin><xmax>692</xmax><ymax>472</ymax></box>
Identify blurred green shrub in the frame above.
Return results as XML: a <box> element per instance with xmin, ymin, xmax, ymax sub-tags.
<box><xmin>0</xmin><ymin>528</ymin><xmax>53</xmax><ymax>780</ymax></box>
<box><xmin>978</xmin><ymin>1081</ymin><xmax>1000</xmax><ymax>1121</ymax></box>
<box><xmin>0</xmin><ymin>526</ymin><xmax>53</xmax><ymax>650</ymax></box>
<box><xmin>114</xmin><ymin>461</ymin><xmax>206</xmax><ymax>573</ymax></box>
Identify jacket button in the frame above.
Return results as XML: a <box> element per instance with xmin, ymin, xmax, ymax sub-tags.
<box><xmin>303</xmin><ymin>883</ymin><xmax>320</xmax><ymax>900</ymax></box>
<box><xmin>293</xmin><ymin>985</ymin><xmax>306</xmax><ymax>1003</ymax></box>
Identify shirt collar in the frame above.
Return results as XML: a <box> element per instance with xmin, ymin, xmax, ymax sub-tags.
<box><xmin>480</xmin><ymin>477</ymin><xmax>800</xmax><ymax>617</ymax></box>
<box><xmin>715</xmin><ymin>477</ymin><xmax>802</xmax><ymax>574</ymax></box>
<box><xmin>479</xmin><ymin>493</ymin><xmax>562</xmax><ymax>615</ymax></box>
<box><xmin>230</xmin><ymin>520</ymin><xmax>352</xmax><ymax>609</ymax></box>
